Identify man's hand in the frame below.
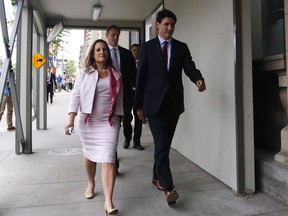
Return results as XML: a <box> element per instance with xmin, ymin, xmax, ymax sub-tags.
<box><xmin>137</xmin><ymin>109</ymin><xmax>147</xmax><ymax>123</ymax></box>
<box><xmin>196</xmin><ymin>79</ymin><xmax>206</xmax><ymax>92</ymax></box>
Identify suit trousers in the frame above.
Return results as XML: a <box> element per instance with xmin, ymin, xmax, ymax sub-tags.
<box><xmin>122</xmin><ymin>105</ymin><xmax>133</xmax><ymax>140</ymax></box>
<box><xmin>0</xmin><ymin>95</ymin><xmax>14</xmax><ymax>128</ymax></box>
<box><xmin>132</xmin><ymin>106</ymin><xmax>142</xmax><ymax>143</ymax></box>
<box><xmin>123</xmin><ymin>90</ymin><xmax>142</xmax><ymax>143</ymax></box>
<box><xmin>148</xmin><ymin>94</ymin><xmax>180</xmax><ymax>191</ymax></box>
<box><xmin>47</xmin><ymin>83</ymin><xmax>54</xmax><ymax>102</ymax></box>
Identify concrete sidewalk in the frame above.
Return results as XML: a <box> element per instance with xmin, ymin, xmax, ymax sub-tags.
<box><xmin>1</xmin><ymin>91</ymin><xmax>288</xmax><ymax>216</ymax></box>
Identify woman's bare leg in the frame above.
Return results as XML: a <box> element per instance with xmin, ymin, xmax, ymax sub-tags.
<box><xmin>84</xmin><ymin>157</ymin><xmax>96</xmax><ymax>197</ymax></box>
<box><xmin>102</xmin><ymin>163</ymin><xmax>117</xmax><ymax>209</ymax></box>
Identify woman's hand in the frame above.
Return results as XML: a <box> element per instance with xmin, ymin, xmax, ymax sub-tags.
<box><xmin>64</xmin><ymin>112</ymin><xmax>76</xmax><ymax>135</ymax></box>
<box><xmin>64</xmin><ymin>122</ymin><xmax>74</xmax><ymax>135</ymax></box>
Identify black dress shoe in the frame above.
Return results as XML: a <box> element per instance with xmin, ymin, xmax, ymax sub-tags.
<box><xmin>133</xmin><ymin>145</ymin><xmax>145</xmax><ymax>150</ymax></box>
<box><xmin>122</xmin><ymin>139</ymin><xmax>130</xmax><ymax>149</ymax></box>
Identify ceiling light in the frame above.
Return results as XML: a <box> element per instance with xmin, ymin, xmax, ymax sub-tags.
<box><xmin>92</xmin><ymin>6</ymin><xmax>102</xmax><ymax>21</ymax></box>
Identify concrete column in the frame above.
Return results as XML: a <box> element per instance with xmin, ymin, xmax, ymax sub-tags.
<box><xmin>36</xmin><ymin>35</ymin><xmax>47</xmax><ymax>130</ymax></box>
<box><xmin>16</xmin><ymin>5</ymin><xmax>33</xmax><ymax>153</ymax></box>
<box><xmin>32</xmin><ymin>32</ymin><xmax>38</xmax><ymax>122</ymax></box>
<box><xmin>33</xmin><ymin>10</ymin><xmax>47</xmax><ymax>130</ymax></box>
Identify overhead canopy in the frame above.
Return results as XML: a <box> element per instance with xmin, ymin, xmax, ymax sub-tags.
<box><xmin>28</xmin><ymin>0</ymin><xmax>163</xmax><ymax>28</ymax></box>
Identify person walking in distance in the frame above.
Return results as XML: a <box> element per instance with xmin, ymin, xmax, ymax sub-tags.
<box><xmin>0</xmin><ymin>78</ymin><xmax>16</xmax><ymax>131</ymax></box>
<box><xmin>134</xmin><ymin>9</ymin><xmax>206</xmax><ymax>206</ymax></box>
<box><xmin>47</xmin><ymin>67</ymin><xmax>56</xmax><ymax>103</ymax></box>
<box><xmin>56</xmin><ymin>74</ymin><xmax>62</xmax><ymax>92</ymax></box>
<box><xmin>64</xmin><ymin>39</ymin><xmax>123</xmax><ymax>215</ymax></box>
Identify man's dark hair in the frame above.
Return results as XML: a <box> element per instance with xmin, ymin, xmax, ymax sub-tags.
<box><xmin>130</xmin><ymin>43</ymin><xmax>140</xmax><ymax>49</ymax></box>
<box><xmin>156</xmin><ymin>9</ymin><xmax>177</xmax><ymax>23</ymax></box>
<box><xmin>106</xmin><ymin>25</ymin><xmax>121</xmax><ymax>34</ymax></box>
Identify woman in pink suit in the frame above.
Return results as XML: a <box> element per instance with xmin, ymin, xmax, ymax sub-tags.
<box><xmin>64</xmin><ymin>39</ymin><xmax>123</xmax><ymax>215</ymax></box>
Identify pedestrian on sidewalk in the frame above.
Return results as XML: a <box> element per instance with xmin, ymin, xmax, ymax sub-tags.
<box><xmin>134</xmin><ymin>9</ymin><xmax>206</xmax><ymax>206</ymax></box>
<box><xmin>47</xmin><ymin>67</ymin><xmax>56</xmax><ymax>103</ymax></box>
<box><xmin>64</xmin><ymin>39</ymin><xmax>123</xmax><ymax>215</ymax></box>
<box><xmin>56</xmin><ymin>74</ymin><xmax>62</xmax><ymax>92</ymax></box>
<box><xmin>0</xmin><ymin>79</ymin><xmax>16</xmax><ymax>131</ymax></box>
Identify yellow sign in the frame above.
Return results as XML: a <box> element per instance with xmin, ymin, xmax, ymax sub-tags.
<box><xmin>32</xmin><ymin>52</ymin><xmax>46</xmax><ymax>69</ymax></box>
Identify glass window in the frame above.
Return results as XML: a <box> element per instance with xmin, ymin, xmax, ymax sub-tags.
<box><xmin>262</xmin><ymin>0</ymin><xmax>284</xmax><ymax>56</ymax></box>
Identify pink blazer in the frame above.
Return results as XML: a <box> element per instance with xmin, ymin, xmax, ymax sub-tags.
<box><xmin>68</xmin><ymin>66</ymin><xmax>123</xmax><ymax>125</ymax></box>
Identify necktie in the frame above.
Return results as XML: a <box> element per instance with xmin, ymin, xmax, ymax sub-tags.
<box><xmin>162</xmin><ymin>41</ymin><xmax>168</xmax><ymax>66</ymax></box>
<box><xmin>111</xmin><ymin>48</ymin><xmax>120</xmax><ymax>72</ymax></box>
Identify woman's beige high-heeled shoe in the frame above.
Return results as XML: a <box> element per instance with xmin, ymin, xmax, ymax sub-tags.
<box><xmin>104</xmin><ymin>203</ymin><xmax>118</xmax><ymax>215</ymax></box>
<box><xmin>85</xmin><ymin>186</ymin><xmax>94</xmax><ymax>199</ymax></box>
<box><xmin>85</xmin><ymin>191</ymin><xmax>94</xmax><ymax>199</ymax></box>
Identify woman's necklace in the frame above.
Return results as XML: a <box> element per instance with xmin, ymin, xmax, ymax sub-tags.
<box><xmin>97</xmin><ymin>68</ymin><xmax>108</xmax><ymax>79</ymax></box>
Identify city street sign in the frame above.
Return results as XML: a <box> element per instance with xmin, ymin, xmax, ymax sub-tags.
<box><xmin>32</xmin><ymin>52</ymin><xmax>46</xmax><ymax>69</ymax></box>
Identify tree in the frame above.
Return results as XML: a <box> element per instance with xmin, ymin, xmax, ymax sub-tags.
<box><xmin>48</xmin><ymin>29</ymin><xmax>70</xmax><ymax>66</ymax></box>
<box><xmin>65</xmin><ymin>60</ymin><xmax>77</xmax><ymax>76</ymax></box>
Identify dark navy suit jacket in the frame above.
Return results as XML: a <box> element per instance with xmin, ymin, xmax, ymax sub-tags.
<box><xmin>118</xmin><ymin>46</ymin><xmax>137</xmax><ymax>112</ymax></box>
<box><xmin>134</xmin><ymin>37</ymin><xmax>204</xmax><ymax>117</ymax></box>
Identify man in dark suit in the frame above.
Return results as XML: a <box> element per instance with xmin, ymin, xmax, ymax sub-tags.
<box><xmin>106</xmin><ymin>25</ymin><xmax>144</xmax><ymax>172</ymax></box>
<box><xmin>130</xmin><ymin>44</ymin><xmax>144</xmax><ymax>150</ymax></box>
<box><xmin>46</xmin><ymin>67</ymin><xmax>56</xmax><ymax>103</ymax></box>
<box><xmin>134</xmin><ymin>9</ymin><xmax>206</xmax><ymax>206</ymax></box>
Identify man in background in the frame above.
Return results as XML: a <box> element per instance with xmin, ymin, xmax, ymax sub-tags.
<box><xmin>130</xmin><ymin>44</ymin><xmax>144</xmax><ymax>150</ymax></box>
<box><xmin>106</xmin><ymin>25</ymin><xmax>141</xmax><ymax>150</ymax></box>
<box><xmin>47</xmin><ymin>67</ymin><xmax>56</xmax><ymax>103</ymax></box>
<box><xmin>0</xmin><ymin>69</ymin><xmax>15</xmax><ymax>131</ymax></box>
<box><xmin>56</xmin><ymin>74</ymin><xmax>62</xmax><ymax>92</ymax></box>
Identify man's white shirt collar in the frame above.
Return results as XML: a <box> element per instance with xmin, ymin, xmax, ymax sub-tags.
<box><xmin>108</xmin><ymin>44</ymin><xmax>119</xmax><ymax>50</ymax></box>
<box><xmin>158</xmin><ymin>36</ymin><xmax>172</xmax><ymax>45</ymax></box>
